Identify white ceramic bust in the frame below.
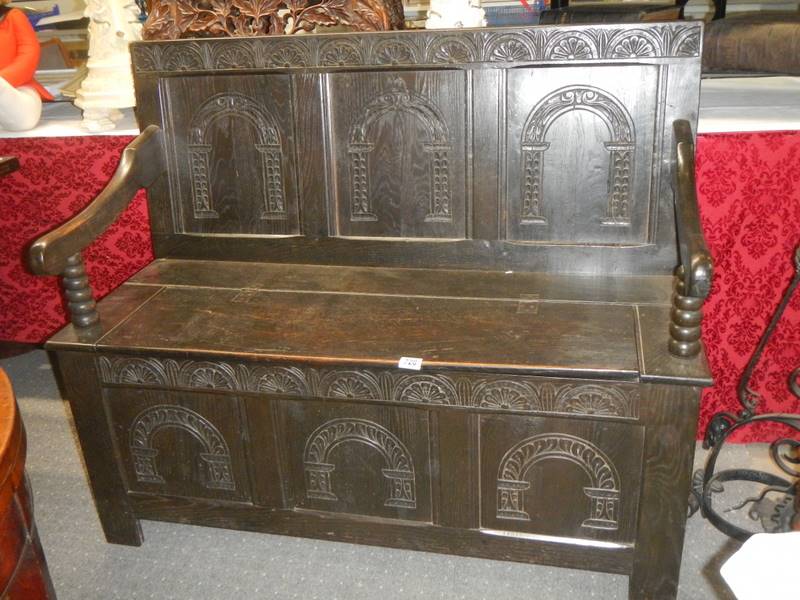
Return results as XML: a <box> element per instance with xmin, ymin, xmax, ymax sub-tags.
<box><xmin>426</xmin><ymin>0</ymin><xmax>487</xmax><ymax>29</ymax></box>
<box><xmin>75</xmin><ymin>0</ymin><xmax>142</xmax><ymax>132</ymax></box>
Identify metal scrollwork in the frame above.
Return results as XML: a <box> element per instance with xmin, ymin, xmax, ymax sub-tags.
<box><xmin>690</xmin><ymin>245</ymin><xmax>800</xmax><ymax>540</ymax></box>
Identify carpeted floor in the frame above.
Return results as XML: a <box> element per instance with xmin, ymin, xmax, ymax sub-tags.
<box><xmin>1</xmin><ymin>349</ymin><xmax>761</xmax><ymax>600</ymax></box>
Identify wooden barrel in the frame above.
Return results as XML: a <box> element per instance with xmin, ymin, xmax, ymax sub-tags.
<box><xmin>0</xmin><ymin>368</ymin><xmax>56</xmax><ymax>599</ymax></box>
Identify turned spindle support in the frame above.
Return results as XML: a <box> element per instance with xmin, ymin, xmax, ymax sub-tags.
<box><xmin>61</xmin><ymin>254</ymin><xmax>99</xmax><ymax>328</ymax></box>
<box><xmin>669</xmin><ymin>265</ymin><xmax>704</xmax><ymax>357</ymax></box>
<box><xmin>670</xmin><ymin>120</ymin><xmax>712</xmax><ymax>359</ymax></box>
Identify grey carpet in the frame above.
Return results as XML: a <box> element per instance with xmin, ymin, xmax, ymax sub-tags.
<box><xmin>2</xmin><ymin>349</ymin><xmax>765</xmax><ymax>600</ymax></box>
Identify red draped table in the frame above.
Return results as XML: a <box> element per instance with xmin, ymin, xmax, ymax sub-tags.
<box><xmin>1</xmin><ymin>130</ymin><xmax>798</xmax><ymax>443</ymax></box>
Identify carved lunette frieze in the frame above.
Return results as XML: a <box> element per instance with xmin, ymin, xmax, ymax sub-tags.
<box><xmin>131</xmin><ymin>24</ymin><xmax>701</xmax><ymax>74</ymax></box>
<box><xmin>98</xmin><ymin>356</ymin><xmax>639</xmax><ymax>420</ymax></box>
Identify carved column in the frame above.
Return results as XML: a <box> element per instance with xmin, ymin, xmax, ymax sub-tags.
<box><xmin>669</xmin><ymin>265</ymin><xmax>704</xmax><ymax>357</ymax></box>
<box><xmin>61</xmin><ymin>254</ymin><xmax>99</xmax><ymax>328</ymax></box>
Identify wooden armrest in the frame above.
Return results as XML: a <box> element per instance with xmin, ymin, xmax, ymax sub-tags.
<box><xmin>673</xmin><ymin>119</ymin><xmax>713</xmax><ymax>299</ymax></box>
<box><xmin>28</xmin><ymin>126</ymin><xmax>165</xmax><ymax>276</ymax></box>
<box><xmin>669</xmin><ymin>120</ymin><xmax>713</xmax><ymax>358</ymax></box>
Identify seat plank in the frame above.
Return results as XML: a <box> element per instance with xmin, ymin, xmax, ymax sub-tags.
<box><xmin>88</xmin><ymin>285</ymin><xmax>640</xmax><ymax>379</ymax></box>
<box><xmin>129</xmin><ymin>259</ymin><xmax>674</xmax><ymax>306</ymax></box>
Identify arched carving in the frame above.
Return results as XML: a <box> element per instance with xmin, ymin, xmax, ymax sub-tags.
<box><xmin>554</xmin><ymin>384</ymin><xmax>632</xmax><ymax>416</ymax></box>
<box><xmin>320</xmin><ymin>371</ymin><xmax>382</xmax><ymax>400</ymax></box>
<box><xmin>393</xmin><ymin>375</ymin><xmax>458</xmax><ymax>405</ymax></box>
<box><xmin>101</xmin><ymin>356</ymin><xmax>168</xmax><ymax>386</ymax></box>
<box><xmin>496</xmin><ymin>433</ymin><xmax>620</xmax><ymax>530</ymax></box>
<box><xmin>520</xmin><ymin>85</ymin><xmax>635</xmax><ymax>226</ymax></box>
<box><xmin>129</xmin><ymin>405</ymin><xmax>236</xmax><ymax>491</ymax></box>
<box><xmin>348</xmin><ymin>77</ymin><xmax>452</xmax><ymax>223</ymax></box>
<box><xmin>304</xmin><ymin>418</ymin><xmax>416</xmax><ymax>509</ymax></box>
<box><xmin>473</xmin><ymin>380</ymin><xmax>539</xmax><ymax>411</ymax></box>
<box><xmin>250</xmin><ymin>366</ymin><xmax>309</xmax><ymax>396</ymax></box>
<box><xmin>188</xmin><ymin>92</ymin><xmax>286</xmax><ymax>221</ymax></box>
<box><xmin>178</xmin><ymin>361</ymin><xmax>238</xmax><ymax>390</ymax></box>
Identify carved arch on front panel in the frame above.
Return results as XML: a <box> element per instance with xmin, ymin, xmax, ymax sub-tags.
<box><xmin>129</xmin><ymin>405</ymin><xmax>236</xmax><ymax>491</ymax></box>
<box><xmin>348</xmin><ymin>77</ymin><xmax>452</xmax><ymax>223</ymax></box>
<box><xmin>496</xmin><ymin>433</ymin><xmax>620</xmax><ymax>530</ymax></box>
<box><xmin>188</xmin><ymin>92</ymin><xmax>286</xmax><ymax>221</ymax></box>
<box><xmin>304</xmin><ymin>418</ymin><xmax>416</xmax><ymax>509</ymax></box>
<box><xmin>520</xmin><ymin>85</ymin><xmax>635</xmax><ymax>226</ymax></box>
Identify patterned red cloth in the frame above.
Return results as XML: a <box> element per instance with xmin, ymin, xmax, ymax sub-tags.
<box><xmin>697</xmin><ymin>131</ymin><xmax>800</xmax><ymax>442</ymax></box>
<box><xmin>0</xmin><ymin>136</ymin><xmax>153</xmax><ymax>343</ymax></box>
<box><xmin>0</xmin><ymin>132</ymin><xmax>798</xmax><ymax>442</ymax></box>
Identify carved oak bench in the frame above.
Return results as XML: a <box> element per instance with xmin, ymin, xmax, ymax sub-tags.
<box><xmin>29</xmin><ymin>22</ymin><xmax>712</xmax><ymax>600</ymax></box>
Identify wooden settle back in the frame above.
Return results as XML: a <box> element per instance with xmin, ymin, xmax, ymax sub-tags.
<box><xmin>130</xmin><ymin>22</ymin><xmax>703</xmax><ymax>276</ymax></box>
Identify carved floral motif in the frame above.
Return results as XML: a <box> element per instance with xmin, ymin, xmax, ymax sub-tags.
<box><xmin>132</xmin><ymin>23</ymin><xmax>702</xmax><ymax>73</ymax></box>
<box><xmin>97</xmin><ymin>356</ymin><xmax>640</xmax><ymax>419</ymax></box>
<box><xmin>142</xmin><ymin>0</ymin><xmax>404</xmax><ymax>41</ymax></box>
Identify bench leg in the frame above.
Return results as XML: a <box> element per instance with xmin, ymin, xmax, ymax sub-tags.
<box><xmin>629</xmin><ymin>384</ymin><xmax>699</xmax><ymax>600</ymax></box>
<box><xmin>53</xmin><ymin>351</ymin><xmax>143</xmax><ymax>546</ymax></box>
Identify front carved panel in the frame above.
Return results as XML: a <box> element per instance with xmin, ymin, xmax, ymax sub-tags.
<box><xmin>281</xmin><ymin>402</ymin><xmax>432</xmax><ymax>521</ymax></box>
<box><xmin>104</xmin><ymin>388</ymin><xmax>252</xmax><ymax>502</ymax></box>
<box><xmin>304</xmin><ymin>418</ymin><xmax>416</xmax><ymax>509</ymax></box>
<box><xmin>480</xmin><ymin>415</ymin><xmax>643</xmax><ymax>542</ymax></box>
<box><xmin>130</xmin><ymin>404</ymin><xmax>236</xmax><ymax>491</ymax></box>
<box><xmin>164</xmin><ymin>74</ymin><xmax>301</xmax><ymax>235</ymax></box>
<box><xmin>98</xmin><ymin>356</ymin><xmax>640</xmax><ymax>420</ymax></box>
<box><xmin>505</xmin><ymin>65</ymin><xmax>659</xmax><ymax>244</ymax></box>
<box><xmin>496</xmin><ymin>433</ymin><xmax>620</xmax><ymax>530</ymax></box>
<box><xmin>329</xmin><ymin>70</ymin><xmax>466</xmax><ymax>239</ymax></box>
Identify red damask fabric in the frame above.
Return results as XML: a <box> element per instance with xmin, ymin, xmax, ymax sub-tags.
<box><xmin>0</xmin><ymin>136</ymin><xmax>153</xmax><ymax>343</ymax></box>
<box><xmin>696</xmin><ymin>131</ymin><xmax>800</xmax><ymax>442</ymax></box>
<box><xmin>0</xmin><ymin>132</ymin><xmax>798</xmax><ymax>442</ymax></box>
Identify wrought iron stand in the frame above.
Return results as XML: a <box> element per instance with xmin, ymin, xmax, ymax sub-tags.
<box><xmin>690</xmin><ymin>245</ymin><xmax>800</xmax><ymax>540</ymax></box>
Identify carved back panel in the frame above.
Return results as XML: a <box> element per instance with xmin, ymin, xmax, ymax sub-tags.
<box><xmin>131</xmin><ymin>23</ymin><xmax>702</xmax><ymax>275</ymax></box>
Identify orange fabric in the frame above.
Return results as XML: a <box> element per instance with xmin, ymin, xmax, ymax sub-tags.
<box><xmin>0</xmin><ymin>9</ymin><xmax>52</xmax><ymax>101</ymax></box>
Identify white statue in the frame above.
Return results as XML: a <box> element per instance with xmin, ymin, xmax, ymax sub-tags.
<box><xmin>426</xmin><ymin>0</ymin><xmax>486</xmax><ymax>29</ymax></box>
<box><xmin>75</xmin><ymin>0</ymin><xmax>142</xmax><ymax>132</ymax></box>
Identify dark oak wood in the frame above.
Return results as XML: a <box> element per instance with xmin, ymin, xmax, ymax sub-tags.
<box><xmin>0</xmin><ymin>369</ymin><xmax>56</xmax><ymax>600</ymax></box>
<box><xmin>671</xmin><ymin>121</ymin><xmax>712</xmax><ymax>357</ymax></box>
<box><xmin>52</xmin><ymin>353</ymin><xmax>143</xmax><ymax>546</ymax></box>
<box><xmin>629</xmin><ymin>384</ymin><xmax>700</xmax><ymax>599</ymax></box>
<box><xmin>0</xmin><ymin>156</ymin><xmax>19</xmax><ymax>178</ymax></box>
<box><xmin>28</xmin><ymin>23</ymin><xmax>712</xmax><ymax>600</ymax></box>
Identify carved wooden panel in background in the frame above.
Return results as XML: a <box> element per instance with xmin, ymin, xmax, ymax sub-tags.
<box><xmin>328</xmin><ymin>70</ymin><xmax>466</xmax><ymax>239</ymax></box>
<box><xmin>97</xmin><ymin>355</ymin><xmax>640</xmax><ymax>420</ymax></box>
<box><xmin>164</xmin><ymin>74</ymin><xmax>301</xmax><ymax>235</ymax></box>
<box><xmin>504</xmin><ymin>65</ymin><xmax>659</xmax><ymax>244</ymax></box>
